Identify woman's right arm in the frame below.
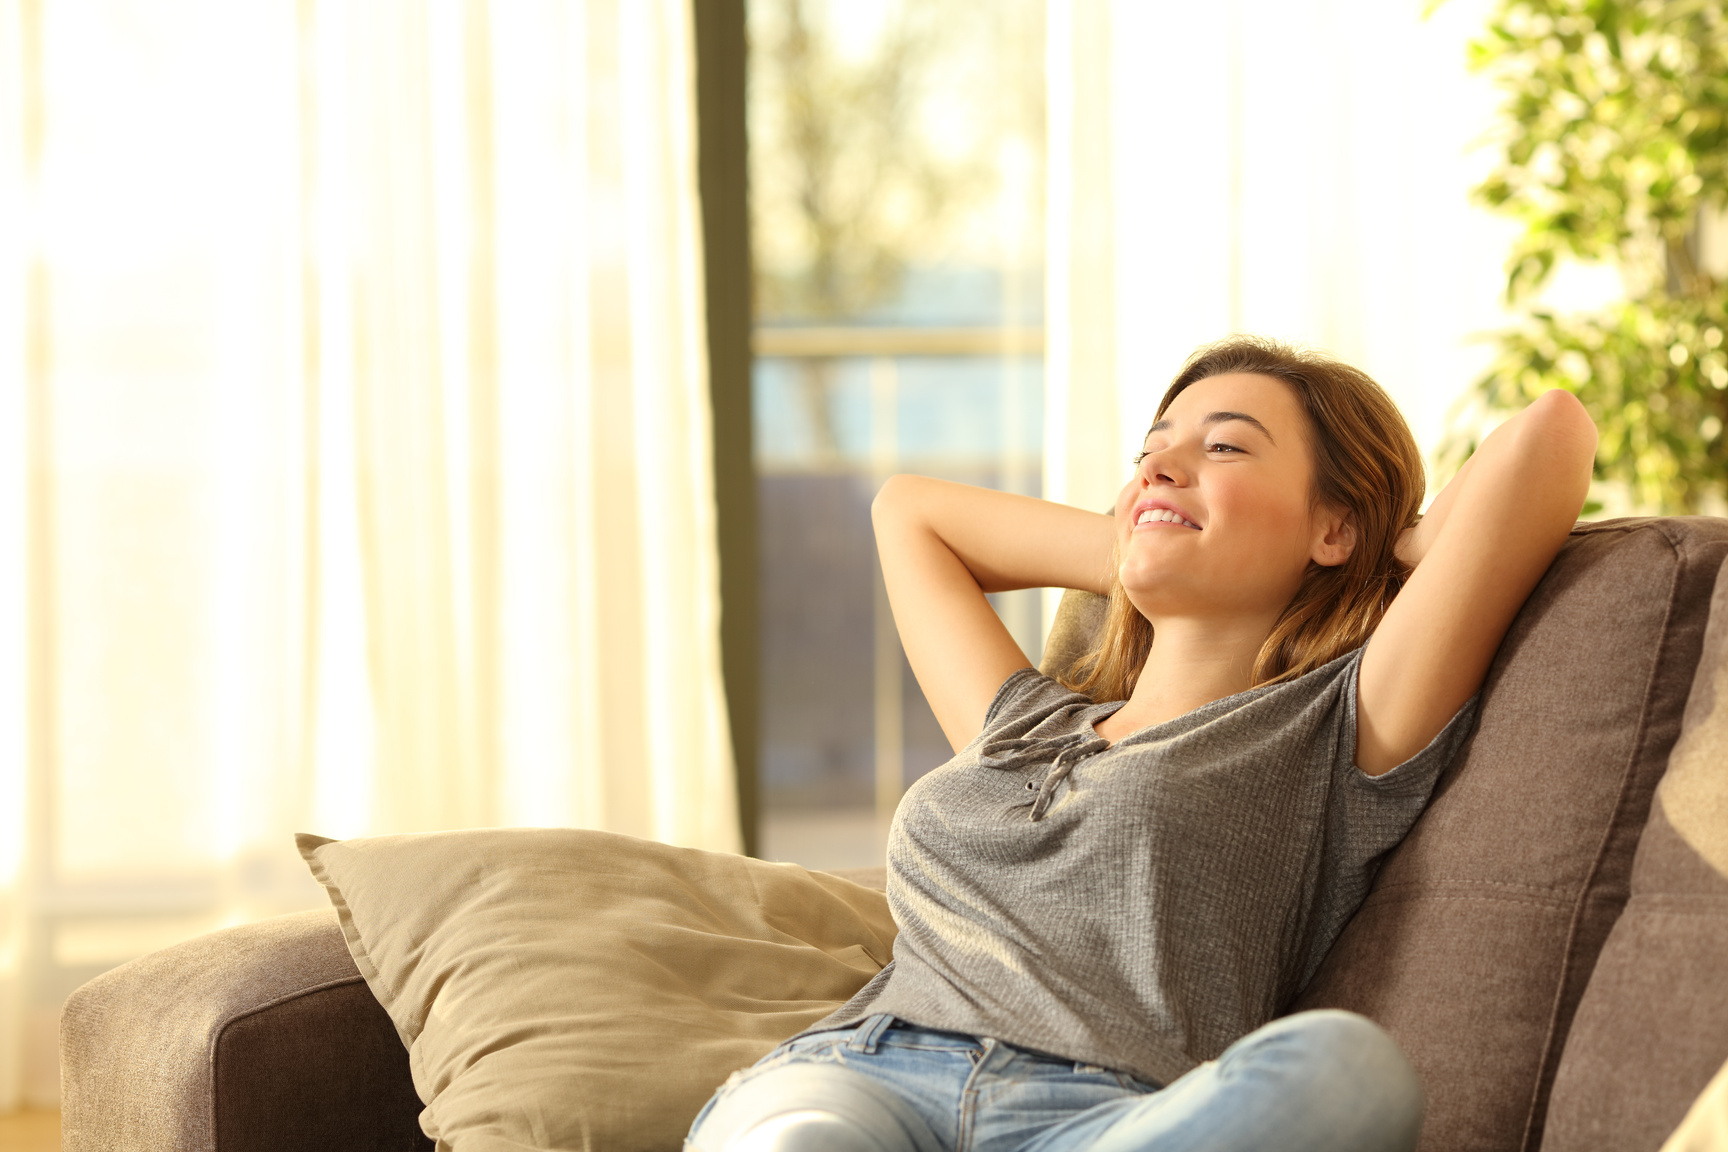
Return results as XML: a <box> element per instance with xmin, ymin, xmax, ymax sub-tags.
<box><xmin>871</xmin><ymin>476</ymin><xmax>1116</xmax><ymax>751</ymax></box>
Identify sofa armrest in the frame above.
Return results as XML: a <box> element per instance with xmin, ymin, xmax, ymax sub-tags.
<box><xmin>61</xmin><ymin>908</ymin><xmax>428</xmax><ymax>1152</ymax></box>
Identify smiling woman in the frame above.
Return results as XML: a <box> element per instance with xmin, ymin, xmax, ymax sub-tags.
<box><xmin>685</xmin><ymin>333</ymin><xmax>1597</xmax><ymax>1152</ymax></box>
<box><xmin>1081</xmin><ymin>337</ymin><xmax>1428</xmax><ymax>728</ymax></box>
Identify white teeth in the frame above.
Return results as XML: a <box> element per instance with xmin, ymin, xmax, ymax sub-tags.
<box><xmin>1136</xmin><ymin>507</ymin><xmax>1198</xmax><ymax>529</ymax></box>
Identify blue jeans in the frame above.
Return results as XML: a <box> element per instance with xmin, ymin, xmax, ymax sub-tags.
<box><xmin>686</xmin><ymin>1010</ymin><xmax>1423</xmax><ymax>1152</ymax></box>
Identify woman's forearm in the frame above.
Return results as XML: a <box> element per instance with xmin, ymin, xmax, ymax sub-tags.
<box><xmin>1395</xmin><ymin>453</ymin><xmax>1471</xmax><ymax>568</ymax></box>
<box><xmin>872</xmin><ymin>476</ymin><xmax>1116</xmax><ymax>595</ymax></box>
<box><xmin>871</xmin><ymin>476</ymin><xmax>1116</xmax><ymax>746</ymax></box>
<box><xmin>1396</xmin><ymin>390</ymin><xmax>1593</xmax><ymax>569</ymax></box>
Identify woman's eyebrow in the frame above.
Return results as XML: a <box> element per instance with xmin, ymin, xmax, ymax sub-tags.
<box><xmin>1145</xmin><ymin>411</ymin><xmax>1277</xmax><ymax>445</ymax></box>
<box><xmin>1202</xmin><ymin>411</ymin><xmax>1276</xmax><ymax>444</ymax></box>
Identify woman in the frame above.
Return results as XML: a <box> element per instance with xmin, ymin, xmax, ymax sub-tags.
<box><xmin>689</xmin><ymin>337</ymin><xmax>1598</xmax><ymax>1152</ymax></box>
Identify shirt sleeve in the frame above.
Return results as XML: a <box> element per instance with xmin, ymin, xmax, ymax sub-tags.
<box><xmin>1289</xmin><ymin>652</ymin><xmax>1482</xmax><ymax>996</ymax></box>
<box><xmin>974</xmin><ymin>667</ymin><xmax>1093</xmax><ymax>742</ymax></box>
<box><xmin>1337</xmin><ymin>647</ymin><xmax>1482</xmax><ymax>801</ymax></box>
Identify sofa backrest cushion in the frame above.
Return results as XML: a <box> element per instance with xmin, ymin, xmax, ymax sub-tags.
<box><xmin>1539</xmin><ymin>557</ymin><xmax>1728</xmax><ymax>1152</ymax></box>
<box><xmin>1041</xmin><ymin>587</ymin><xmax>1108</xmax><ymax>682</ymax></box>
<box><xmin>1292</xmin><ymin>518</ymin><xmax>1728</xmax><ymax>1152</ymax></box>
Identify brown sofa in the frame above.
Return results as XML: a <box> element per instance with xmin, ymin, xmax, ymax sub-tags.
<box><xmin>59</xmin><ymin>517</ymin><xmax>1728</xmax><ymax>1152</ymax></box>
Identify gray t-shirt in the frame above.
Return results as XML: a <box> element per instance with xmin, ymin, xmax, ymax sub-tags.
<box><xmin>806</xmin><ymin>647</ymin><xmax>1478</xmax><ymax>1088</ymax></box>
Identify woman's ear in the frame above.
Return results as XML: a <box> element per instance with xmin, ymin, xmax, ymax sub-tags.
<box><xmin>1311</xmin><ymin>509</ymin><xmax>1357</xmax><ymax>568</ymax></box>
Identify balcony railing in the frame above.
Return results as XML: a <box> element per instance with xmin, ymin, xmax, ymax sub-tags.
<box><xmin>753</xmin><ymin>325</ymin><xmax>1044</xmax><ymax>358</ymax></box>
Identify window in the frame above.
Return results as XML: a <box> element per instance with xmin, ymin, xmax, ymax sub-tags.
<box><xmin>747</xmin><ymin>0</ymin><xmax>1045</xmax><ymax>868</ymax></box>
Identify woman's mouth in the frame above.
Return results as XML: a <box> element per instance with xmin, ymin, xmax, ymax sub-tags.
<box><xmin>1136</xmin><ymin>507</ymin><xmax>1201</xmax><ymax>530</ymax></box>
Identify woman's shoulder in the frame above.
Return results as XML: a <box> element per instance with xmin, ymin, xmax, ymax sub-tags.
<box><xmin>1192</xmin><ymin>645</ymin><xmax>1367</xmax><ymax>729</ymax></box>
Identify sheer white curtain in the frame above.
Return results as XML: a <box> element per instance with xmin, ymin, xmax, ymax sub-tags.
<box><xmin>0</xmin><ymin>0</ymin><xmax>737</xmax><ymax>1110</ymax></box>
<box><xmin>1044</xmin><ymin>0</ymin><xmax>1515</xmax><ymax>527</ymax></box>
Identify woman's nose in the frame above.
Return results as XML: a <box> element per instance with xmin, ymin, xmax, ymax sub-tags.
<box><xmin>1141</xmin><ymin>449</ymin><xmax>1188</xmax><ymax>487</ymax></box>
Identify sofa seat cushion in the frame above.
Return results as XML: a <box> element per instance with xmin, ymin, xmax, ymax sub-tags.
<box><xmin>1287</xmin><ymin>518</ymin><xmax>1728</xmax><ymax>1152</ymax></box>
<box><xmin>298</xmin><ymin>828</ymin><xmax>896</xmax><ymax>1152</ymax></box>
<box><xmin>1541</xmin><ymin>559</ymin><xmax>1728</xmax><ymax>1152</ymax></box>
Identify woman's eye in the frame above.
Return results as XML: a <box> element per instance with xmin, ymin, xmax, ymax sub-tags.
<box><xmin>1208</xmin><ymin>442</ymin><xmax>1242</xmax><ymax>454</ymax></box>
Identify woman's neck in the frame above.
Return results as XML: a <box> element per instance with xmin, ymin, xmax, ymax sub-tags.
<box><xmin>1092</xmin><ymin>613</ymin><xmax>1277</xmax><ymax>743</ymax></box>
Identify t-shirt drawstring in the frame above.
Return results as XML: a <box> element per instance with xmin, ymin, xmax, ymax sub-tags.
<box><xmin>1030</xmin><ymin>737</ymin><xmax>1109</xmax><ymax>821</ymax></box>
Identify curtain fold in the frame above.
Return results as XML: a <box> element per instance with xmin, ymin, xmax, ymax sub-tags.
<box><xmin>1043</xmin><ymin>0</ymin><xmax>1118</xmax><ymax>520</ymax></box>
<box><xmin>0</xmin><ymin>0</ymin><xmax>737</xmax><ymax>1111</ymax></box>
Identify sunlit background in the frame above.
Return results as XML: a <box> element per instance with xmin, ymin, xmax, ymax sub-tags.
<box><xmin>3</xmin><ymin>0</ymin><xmax>1723</xmax><ymax>1125</ymax></box>
<box><xmin>750</xmin><ymin>0</ymin><xmax>1528</xmax><ymax>868</ymax></box>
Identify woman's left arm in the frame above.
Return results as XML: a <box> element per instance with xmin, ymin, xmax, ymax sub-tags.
<box><xmin>1356</xmin><ymin>389</ymin><xmax>1597</xmax><ymax>775</ymax></box>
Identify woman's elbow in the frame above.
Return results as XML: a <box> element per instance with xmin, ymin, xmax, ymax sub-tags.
<box><xmin>1493</xmin><ymin>389</ymin><xmax>1598</xmax><ymax>490</ymax></box>
<box><xmin>1524</xmin><ymin>388</ymin><xmax>1599</xmax><ymax>463</ymax></box>
<box><xmin>871</xmin><ymin>473</ymin><xmax>922</xmax><ymax>527</ymax></box>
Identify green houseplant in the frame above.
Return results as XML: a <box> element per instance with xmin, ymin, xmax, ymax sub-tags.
<box><xmin>1456</xmin><ymin>0</ymin><xmax>1728</xmax><ymax>512</ymax></box>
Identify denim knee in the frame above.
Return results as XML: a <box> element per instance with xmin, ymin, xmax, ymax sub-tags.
<box><xmin>686</xmin><ymin>1061</ymin><xmax>943</xmax><ymax>1152</ymax></box>
<box><xmin>1245</xmin><ymin>1009</ymin><xmax>1424</xmax><ymax>1150</ymax></box>
<box><xmin>1281</xmin><ymin>1011</ymin><xmax>1420</xmax><ymax>1088</ymax></box>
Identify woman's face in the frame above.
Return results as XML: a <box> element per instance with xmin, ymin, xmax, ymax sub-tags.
<box><xmin>1113</xmin><ymin>372</ymin><xmax>1353</xmax><ymax>624</ymax></box>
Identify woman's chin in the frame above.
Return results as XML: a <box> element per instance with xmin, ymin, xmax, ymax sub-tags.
<box><xmin>1119</xmin><ymin>566</ymin><xmax>1280</xmax><ymax>621</ymax></box>
<box><xmin>1117</xmin><ymin>569</ymin><xmax>1197</xmax><ymax>613</ymax></box>
<box><xmin>1118</xmin><ymin>553</ymin><xmax>1190</xmax><ymax>591</ymax></box>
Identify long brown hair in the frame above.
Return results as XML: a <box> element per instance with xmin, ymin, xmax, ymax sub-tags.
<box><xmin>1062</xmin><ymin>335</ymin><xmax>1425</xmax><ymax>702</ymax></box>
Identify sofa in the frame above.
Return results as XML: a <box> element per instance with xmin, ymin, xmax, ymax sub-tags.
<box><xmin>58</xmin><ymin>517</ymin><xmax>1728</xmax><ymax>1152</ymax></box>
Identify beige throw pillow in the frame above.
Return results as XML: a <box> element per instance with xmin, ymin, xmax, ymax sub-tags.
<box><xmin>297</xmin><ymin>829</ymin><xmax>897</xmax><ymax>1152</ymax></box>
